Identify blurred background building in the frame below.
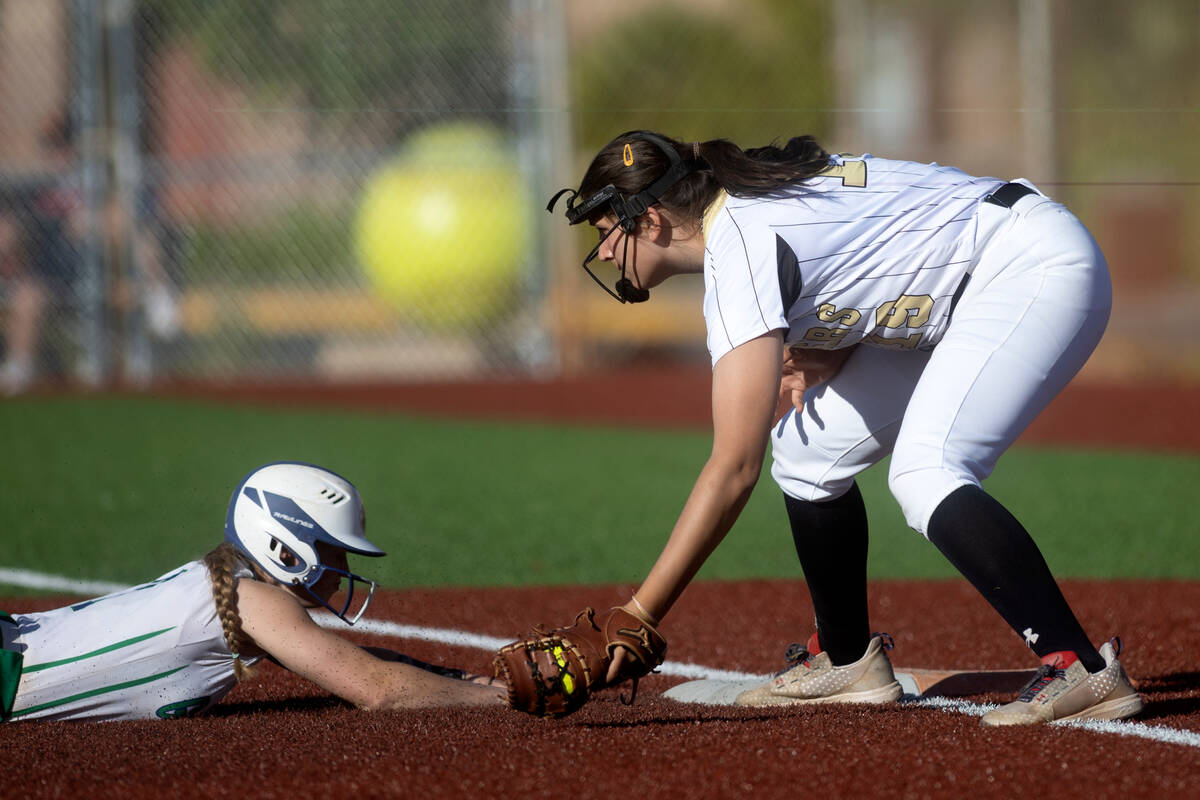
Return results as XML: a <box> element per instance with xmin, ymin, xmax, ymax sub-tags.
<box><xmin>0</xmin><ymin>0</ymin><xmax>1196</xmax><ymax>392</ymax></box>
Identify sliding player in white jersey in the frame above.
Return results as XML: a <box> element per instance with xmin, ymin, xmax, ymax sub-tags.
<box><xmin>543</xmin><ymin>131</ymin><xmax>1143</xmax><ymax>726</ymax></box>
<box><xmin>0</xmin><ymin>462</ymin><xmax>503</xmax><ymax>721</ymax></box>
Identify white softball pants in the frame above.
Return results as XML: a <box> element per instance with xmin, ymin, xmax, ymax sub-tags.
<box><xmin>769</xmin><ymin>192</ymin><xmax>1113</xmax><ymax>535</ymax></box>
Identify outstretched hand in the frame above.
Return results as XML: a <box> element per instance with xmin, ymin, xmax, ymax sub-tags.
<box><xmin>493</xmin><ymin>605</ymin><xmax>667</xmax><ymax>717</ymax></box>
<box><xmin>605</xmin><ymin>598</ymin><xmax>657</xmax><ymax>684</ymax></box>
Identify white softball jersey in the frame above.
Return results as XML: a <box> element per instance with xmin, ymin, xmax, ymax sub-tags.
<box><xmin>701</xmin><ymin>155</ymin><xmax>1112</xmax><ymax>534</ymax></box>
<box><xmin>1</xmin><ymin>560</ymin><xmax>258</xmax><ymax>722</ymax></box>
<box><xmin>703</xmin><ymin>154</ymin><xmax>1003</xmax><ymax>364</ymax></box>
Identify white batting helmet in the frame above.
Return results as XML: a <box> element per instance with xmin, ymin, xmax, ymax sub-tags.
<box><xmin>224</xmin><ymin>461</ymin><xmax>385</xmax><ymax>624</ymax></box>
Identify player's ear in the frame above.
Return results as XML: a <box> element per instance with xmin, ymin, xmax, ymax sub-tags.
<box><xmin>641</xmin><ymin>207</ymin><xmax>671</xmax><ymax>243</ymax></box>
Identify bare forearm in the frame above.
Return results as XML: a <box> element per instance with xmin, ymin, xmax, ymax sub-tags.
<box><xmin>367</xmin><ymin>662</ymin><xmax>504</xmax><ymax>710</ymax></box>
<box><xmin>361</xmin><ymin>646</ymin><xmax>482</xmax><ymax>681</ymax></box>
<box><xmin>622</xmin><ymin>332</ymin><xmax>782</xmax><ymax>628</ymax></box>
<box><xmin>631</xmin><ymin>457</ymin><xmax>759</xmax><ymax>622</ymax></box>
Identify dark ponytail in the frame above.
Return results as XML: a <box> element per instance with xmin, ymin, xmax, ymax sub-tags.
<box><xmin>576</xmin><ymin>130</ymin><xmax>831</xmax><ymax>224</ymax></box>
<box><xmin>714</xmin><ymin>136</ymin><xmax>832</xmax><ymax>195</ymax></box>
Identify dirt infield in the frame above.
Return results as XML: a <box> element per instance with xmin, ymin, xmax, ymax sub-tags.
<box><xmin>6</xmin><ymin>371</ymin><xmax>1195</xmax><ymax>797</ymax></box>
<box><xmin>4</xmin><ymin>578</ymin><xmax>1199</xmax><ymax>799</ymax></box>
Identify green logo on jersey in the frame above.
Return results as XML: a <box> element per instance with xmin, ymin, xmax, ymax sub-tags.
<box><xmin>155</xmin><ymin>696</ymin><xmax>211</xmax><ymax>719</ymax></box>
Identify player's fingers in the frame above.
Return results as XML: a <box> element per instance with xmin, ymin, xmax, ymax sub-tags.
<box><xmin>464</xmin><ymin>672</ymin><xmax>496</xmax><ymax>686</ymax></box>
<box><xmin>779</xmin><ymin>370</ymin><xmax>807</xmax><ymax>391</ymax></box>
<box><xmin>787</xmin><ymin>345</ymin><xmax>856</xmax><ymax>377</ymax></box>
<box><xmin>786</xmin><ymin>348</ymin><xmax>832</xmax><ymax>370</ymax></box>
<box><xmin>774</xmin><ymin>391</ymin><xmax>794</xmax><ymax>423</ymax></box>
<box><xmin>606</xmin><ymin>647</ymin><xmax>629</xmax><ymax>685</ymax></box>
<box><xmin>777</xmin><ymin>372</ymin><xmax>805</xmax><ymax>420</ymax></box>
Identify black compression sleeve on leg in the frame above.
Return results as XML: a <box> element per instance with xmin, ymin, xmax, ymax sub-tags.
<box><xmin>784</xmin><ymin>484</ymin><xmax>871</xmax><ymax>666</ymax></box>
<box><xmin>926</xmin><ymin>484</ymin><xmax>1103</xmax><ymax>672</ymax></box>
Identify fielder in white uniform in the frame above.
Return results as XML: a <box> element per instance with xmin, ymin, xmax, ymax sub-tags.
<box><xmin>1</xmin><ymin>462</ymin><xmax>504</xmax><ymax>722</ymax></box>
<box><xmin>546</xmin><ymin>131</ymin><xmax>1143</xmax><ymax>726</ymax></box>
<box><xmin>703</xmin><ymin>154</ymin><xmax>1107</xmax><ymax>532</ymax></box>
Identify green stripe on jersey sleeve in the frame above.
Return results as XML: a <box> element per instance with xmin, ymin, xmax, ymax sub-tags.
<box><xmin>21</xmin><ymin>627</ymin><xmax>176</xmax><ymax>673</ymax></box>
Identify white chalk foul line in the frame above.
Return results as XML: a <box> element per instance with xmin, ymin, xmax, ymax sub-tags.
<box><xmin>0</xmin><ymin>568</ymin><xmax>129</xmax><ymax>598</ymax></box>
<box><xmin>5</xmin><ymin>567</ymin><xmax>1198</xmax><ymax>749</ymax></box>
<box><xmin>314</xmin><ymin>613</ymin><xmax>1200</xmax><ymax>748</ymax></box>
<box><xmin>913</xmin><ymin>695</ymin><xmax>1200</xmax><ymax>748</ymax></box>
<box><xmin>311</xmin><ymin>613</ymin><xmax>763</xmax><ymax>682</ymax></box>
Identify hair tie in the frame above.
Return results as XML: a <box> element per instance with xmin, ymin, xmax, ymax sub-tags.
<box><xmin>692</xmin><ymin>141</ymin><xmax>701</xmax><ymax>159</ymax></box>
<box><xmin>631</xmin><ymin>594</ymin><xmax>657</xmax><ymax>625</ymax></box>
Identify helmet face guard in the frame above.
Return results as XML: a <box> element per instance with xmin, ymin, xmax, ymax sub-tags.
<box><xmin>224</xmin><ymin>462</ymin><xmax>385</xmax><ymax>625</ymax></box>
<box><xmin>547</xmin><ymin>133</ymin><xmax>699</xmax><ymax>304</ymax></box>
<box><xmin>291</xmin><ymin>561</ymin><xmax>378</xmax><ymax>626</ymax></box>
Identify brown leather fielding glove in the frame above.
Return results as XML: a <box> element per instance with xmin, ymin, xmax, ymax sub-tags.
<box><xmin>492</xmin><ymin>606</ymin><xmax>667</xmax><ymax>718</ymax></box>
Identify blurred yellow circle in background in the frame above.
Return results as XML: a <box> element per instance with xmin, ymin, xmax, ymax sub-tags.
<box><xmin>356</xmin><ymin>122</ymin><xmax>531</xmax><ymax>329</ymax></box>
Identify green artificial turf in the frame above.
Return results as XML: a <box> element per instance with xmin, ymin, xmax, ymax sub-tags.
<box><xmin>1</xmin><ymin>395</ymin><xmax>1196</xmax><ymax>592</ymax></box>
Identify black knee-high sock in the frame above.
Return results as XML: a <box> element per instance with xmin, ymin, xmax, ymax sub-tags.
<box><xmin>926</xmin><ymin>485</ymin><xmax>1103</xmax><ymax>672</ymax></box>
<box><xmin>784</xmin><ymin>484</ymin><xmax>871</xmax><ymax>666</ymax></box>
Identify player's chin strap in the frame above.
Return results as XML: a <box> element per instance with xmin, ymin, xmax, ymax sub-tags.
<box><xmin>546</xmin><ymin>133</ymin><xmax>701</xmax><ymax>304</ymax></box>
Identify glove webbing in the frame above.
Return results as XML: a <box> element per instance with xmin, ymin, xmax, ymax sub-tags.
<box><xmin>523</xmin><ymin>639</ymin><xmax>584</xmax><ymax>717</ymax></box>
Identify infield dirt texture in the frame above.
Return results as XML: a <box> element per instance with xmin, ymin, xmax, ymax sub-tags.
<box><xmin>2</xmin><ymin>367</ymin><xmax>1198</xmax><ymax>799</ymax></box>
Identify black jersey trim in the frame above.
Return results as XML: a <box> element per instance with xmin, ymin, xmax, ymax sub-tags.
<box><xmin>776</xmin><ymin>234</ymin><xmax>803</xmax><ymax>312</ymax></box>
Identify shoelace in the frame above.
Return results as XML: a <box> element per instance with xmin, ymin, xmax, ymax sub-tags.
<box><xmin>1016</xmin><ymin>663</ymin><xmax>1067</xmax><ymax>702</ymax></box>
<box><xmin>778</xmin><ymin>632</ymin><xmax>895</xmax><ymax>672</ymax></box>
<box><xmin>783</xmin><ymin>642</ymin><xmax>811</xmax><ymax>665</ymax></box>
<box><xmin>775</xmin><ymin>642</ymin><xmax>812</xmax><ymax>675</ymax></box>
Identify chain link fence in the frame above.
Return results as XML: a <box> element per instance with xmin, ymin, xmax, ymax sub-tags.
<box><xmin>1</xmin><ymin>0</ymin><xmax>566</xmax><ymax>390</ymax></box>
<box><xmin>1</xmin><ymin>0</ymin><xmax>1198</xmax><ymax>392</ymax></box>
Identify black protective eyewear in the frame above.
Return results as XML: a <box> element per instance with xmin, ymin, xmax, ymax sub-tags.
<box><xmin>547</xmin><ymin>185</ymin><xmax>649</xmax><ymax>303</ymax></box>
<box><xmin>546</xmin><ymin>133</ymin><xmax>701</xmax><ymax>304</ymax></box>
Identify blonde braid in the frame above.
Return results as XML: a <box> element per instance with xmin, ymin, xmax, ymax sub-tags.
<box><xmin>202</xmin><ymin>542</ymin><xmax>257</xmax><ymax>681</ymax></box>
